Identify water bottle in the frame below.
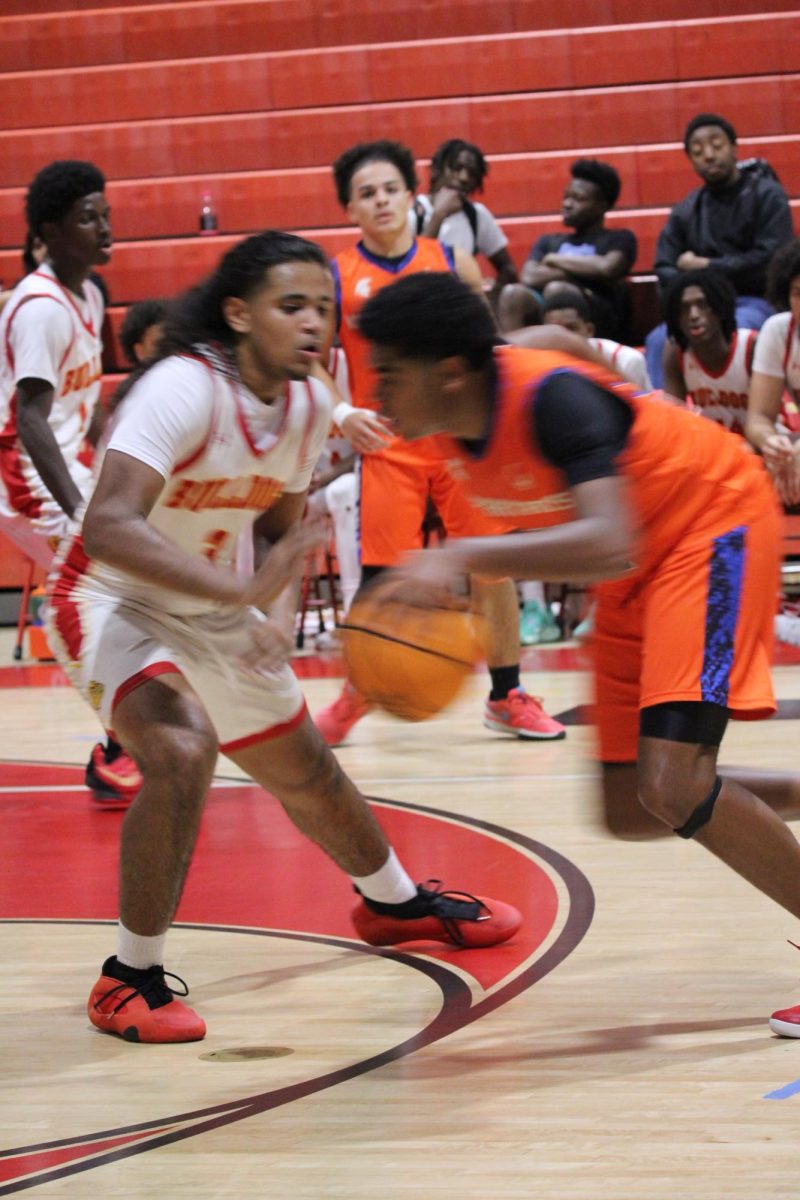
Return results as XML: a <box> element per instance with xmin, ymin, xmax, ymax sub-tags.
<box><xmin>199</xmin><ymin>192</ymin><xmax>218</xmax><ymax>236</ymax></box>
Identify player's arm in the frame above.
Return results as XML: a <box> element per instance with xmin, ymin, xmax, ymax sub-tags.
<box><xmin>487</xmin><ymin>246</ymin><xmax>518</xmax><ymax>289</ymax></box>
<box><xmin>746</xmin><ymin>370</ymin><xmax>786</xmax><ymax>452</ymax></box>
<box><xmin>393</xmin><ymin>373</ymin><xmax>639</xmax><ymax>596</ymax></box>
<box><xmin>16</xmin><ymin>377</ymin><xmax>84</xmax><ymax>518</ymax></box>
<box><xmin>312</xmin><ymin>356</ymin><xmax>391</xmax><ymax>453</ymax></box>
<box><xmin>251</xmin><ymin>489</ymin><xmax>318</xmax><ymax>632</ymax></box>
<box><xmin>661</xmin><ymin>341</ymin><xmax>687</xmax><ymax>402</ymax></box>
<box><xmin>505</xmin><ymin>324</ymin><xmax>612</xmax><ymax>371</ymax></box>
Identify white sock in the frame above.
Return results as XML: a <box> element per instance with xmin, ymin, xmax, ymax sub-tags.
<box><xmin>116</xmin><ymin>924</ymin><xmax>167</xmax><ymax>971</ymax></box>
<box><xmin>350</xmin><ymin>848</ymin><xmax>416</xmax><ymax>905</ymax></box>
<box><xmin>520</xmin><ymin>580</ymin><xmax>545</xmax><ymax>604</ymax></box>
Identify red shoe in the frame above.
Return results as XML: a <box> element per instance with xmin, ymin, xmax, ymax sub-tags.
<box><xmin>352</xmin><ymin>880</ymin><xmax>522</xmax><ymax>948</ymax></box>
<box><xmin>315</xmin><ymin>682</ymin><xmax>372</xmax><ymax>747</ymax></box>
<box><xmin>88</xmin><ymin>957</ymin><xmax>206</xmax><ymax>1043</ymax></box>
<box><xmin>483</xmin><ymin>688</ymin><xmax>566</xmax><ymax>740</ymax></box>
<box><xmin>85</xmin><ymin>742</ymin><xmax>142</xmax><ymax>808</ymax></box>
<box><xmin>769</xmin><ymin>1002</ymin><xmax>800</xmax><ymax>1037</ymax></box>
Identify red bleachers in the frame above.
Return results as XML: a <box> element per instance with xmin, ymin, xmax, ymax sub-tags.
<box><xmin>0</xmin><ymin>0</ymin><xmax>796</xmax><ymax>592</ymax></box>
<box><xmin>2</xmin><ymin>17</ymin><xmax>799</xmax><ymax>133</ymax></box>
<box><xmin>0</xmin><ymin>72</ymin><xmax>797</xmax><ymax>192</ymax></box>
<box><xmin>4</xmin><ymin>0</ymin><xmax>799</xmax><ymax>69</ymax></box>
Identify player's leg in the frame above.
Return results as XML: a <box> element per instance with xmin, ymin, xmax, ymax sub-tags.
<box><xmin>323</xmin><ymin>470</ymin><xmax>361</xmax><ymax>613</ymax></box>
<box><xmin>84</xmin><ymin>672</ymin><xmax>215</xmax><ymax>1043</ymax></box>
<box><xmin>46</xmin><ymin>589</ymin><xmax>211</xmax><ymax>1042</ymax></box>
<box><xmin>33</xmin><ymin>518</ymin><xmax>140</xmax><ymax>805</ymax></box>
<box><xmin>226</xmin><ymin>711</ymin><xmax>521</xmax><ymax>950</ymax></box>
<box><xmin>432</xmin><ymin>466</ymin><xmax>566</xmax><ymax>740</ymax></box>
<box><xmin>315</xmin><ymin>452</ymin><xmax>428</xmax><ymax>746</ymax></box>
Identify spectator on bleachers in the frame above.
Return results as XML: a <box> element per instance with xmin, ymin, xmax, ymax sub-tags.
<box><xmin>746</xmin><ymin>238</ymin><xmax>800</xmax><ymax>505</ymax></box>
<box><xmin>662</xmin><ymin>269</ymin><xmax>756</xmax><ymax>435</ymax></box>
<box><xmin>497</xmin><ymin>158</ymin><xmax>636</xmax><ymax>341</ymax></box>
<box><xmin>118</xmin><ymin>298</ymin><xmax>167</xmax><ymax>366</ymax></box>
<box><xmin>647</xmin><ymin>113</ymin><xmax>793</xmax><ymax>387</ymax></box>
<box><xmin>412</xmin><ymin>138</ymin><xmax>517</xmax><ymax>307</ymax></box>
<box><xmin>540</xmin><ymin>288</ymin><xmax>651</xmax><ymax>391</ymax></box>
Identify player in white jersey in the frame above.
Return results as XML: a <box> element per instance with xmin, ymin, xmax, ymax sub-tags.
<box><xmin>46</xmin><ymin>231</ymin><xmax>521</xmax><ymax>1044</ymax></box>
<box><xmin>0</xmin><ymin>159</ymin><xmax>140</xmax><ymax>806</ymax></box>
<box><xmin>662</xmin><ymin>269</ymin><xmax>756</xmax><ymax>436</ymax></box>
<box><xmin>747</xmin><ymin>240</ymin><xmax>800</xmax><ymax>504</ymax></box>
<box><xmin>540</xmin><ymin>289</ymin><xmax>651</xmax><ymax>391</ymax></box>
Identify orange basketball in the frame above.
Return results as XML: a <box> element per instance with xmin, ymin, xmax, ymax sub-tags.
<box><xmin>340</xmin><ymin>589</ymin><xmax>483</xmax><ymax>721</ymax></box>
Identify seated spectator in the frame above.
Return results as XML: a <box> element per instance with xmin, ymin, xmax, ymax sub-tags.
<box><xmin>746</xmin><ymin>238</ymin><xmax>800</xmax><ymax>505</ymax></box>
<box><xmin>118</xmin><ymin>298</ymin><xmax>167</xmax><ymax>366</ymax></box>
<box><xmin>662</xmin><ymin>269</ymin><xmax>756</xmax><ymax>435</ymax></box>
<box><xmin>498</xmin><ymin>158</ymin><xmax>636</xmax><ymax>341</ymax></box>
<box><xmin>541</xmin><ymin>288</ymin><xmax>651</xmax><ymax>390</ymax></box>
<box><xmin>647</xmin><ymin>112</ymin><xmax>793</xmax><ymax>387</ymax></box>
<box><xmin>413</xmin><ymin>138</ymin><xmax>517</xmax><ymax>307</ymax></box>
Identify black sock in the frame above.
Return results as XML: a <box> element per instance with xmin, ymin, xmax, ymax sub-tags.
<box><xmin>104</xmin><ymin>737</ymin><xmax>122</xmax><ymax>763</ymax></box>
<box><xmin>104</xmin><ymin>955</ymin><xmax>157</xmax><ymax>981</ymax></box>
<box><xmin>356</xmin><ymin>886</ymin><xmax>425</xmax><ymax>916</ymax></box>
<box><xmin>489</xmin><ymin>665</ymin><xmax>520</xmax><ymax>701</ymax></box>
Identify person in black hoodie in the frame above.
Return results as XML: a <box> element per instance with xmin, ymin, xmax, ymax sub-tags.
<box><xmin>645</xmin><ymin>112</ymin><xmax>793</xmax><ymax>386</ymax></box>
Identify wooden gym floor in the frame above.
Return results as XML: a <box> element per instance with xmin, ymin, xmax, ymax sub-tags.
<box><xmin>3</xmin><ymin>629</ymin><xmax>800</xmax><ymax>1198</ymax></box>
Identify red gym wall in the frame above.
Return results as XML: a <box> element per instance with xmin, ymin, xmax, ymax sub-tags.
<box><xmin>0</xmin><ymin>0</ymin><xmax>796</xmax><ymax>584</ymax></box>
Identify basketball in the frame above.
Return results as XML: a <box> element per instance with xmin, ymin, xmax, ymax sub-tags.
<box><xmin>340</xmin><ymin>588</ymin><xmax>484</xmax><ymax>721</ymax></box>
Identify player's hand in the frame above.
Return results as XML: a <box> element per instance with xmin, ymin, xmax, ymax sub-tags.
<box><xmin>380</xmin><ymin>547</ymin><xmax>472</xmax><ymax>610</ymax></box>
<box><xmin>241</xmin><ymin>517</ymin><xmax>327</xmax><ymax>611</ymax></box>
<box><xmin>340</xmin><ymin>409</ymin><xmax>394</xmax><ymax>454</ymax></box>
<box><xmin>236</xmin><ymin>616</ymin><xmax>295</xmax><ymax>676</ymax></box>
<box><xmin>763</xmin><ymin>432</ymin><xmax>795</xmax><ymax>472</ymax></box>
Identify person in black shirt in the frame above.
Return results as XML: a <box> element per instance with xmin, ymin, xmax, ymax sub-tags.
<box><xmin>646</xmin><ymin>112</ymin><xmax>793</xmax><ymax>386</ymax></box>
<box><xmin>497</xmin><ymin>158</ymin><xmax>637</xmax><ymax>341</ymax></box>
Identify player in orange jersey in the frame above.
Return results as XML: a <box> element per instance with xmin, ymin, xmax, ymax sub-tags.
<box><xmin>315</xmin><ymin>139</ymin><xmax>565</xmax><ymax>747</ymax></box>
<box><xmin>357</xmin><ymin>270</ymin><xmax>800</xmax><ymax>1040</ymax></box>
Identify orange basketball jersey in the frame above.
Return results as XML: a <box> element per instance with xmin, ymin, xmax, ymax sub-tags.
<box><xmin>434</xmin><ymin>344</ymin><xmax>776</xmax><ymax>582</ymax></box>
<box><xmin>333</xmin><ymin>238</ymin><xmax>455</xmax><ymax>414</ymax></box>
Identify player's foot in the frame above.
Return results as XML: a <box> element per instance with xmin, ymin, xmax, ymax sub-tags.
<box><xmin>352</xmin><ymin>880</ymin><xmax>521</xmax><ymax>948</ymax></box>
<box><xmin>519</xmin><ymin>600</ymin><xmax>561</xmax><ymax>646</ymax></box>
<box><xmin>85</xmin><ymin>741</ymin><xmax>142</xmax><ymax>808</ymax></box>
<box><xmin>769</xmin><ymin>1000</ymin><xmax>800</xmax><ymax>1038</ymax></box>
<box><xmin>88</xmin><ymin>956</ymin><xmax>206</xmax><ymax>1043</ymax></box>
<box><xmin>483</xmin><ymin>688</ymin><xmax>566</xmax><ymax>740</ymax></box>
<box><xmin>315</xmin><ymin>682</ymin><xmax>372</xmax><ymax>746</ymax></box>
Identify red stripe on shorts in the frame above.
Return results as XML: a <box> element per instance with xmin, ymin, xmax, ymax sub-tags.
<box><xmin>219</xmin><ymin>699</ymin><xmax>307</xmax><ymax>753</ymax></box>
<box><xmin>50</xmin><ymin>536</ymin><xmax>91</xmax><ymax>660</ymax></box>
<box><xmin>112</xmin><ymin>661</ymin><xmax>183</xmax><ymax>713</ymax></box>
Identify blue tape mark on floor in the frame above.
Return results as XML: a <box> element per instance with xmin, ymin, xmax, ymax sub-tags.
<box><xmin>764</xmin><ymin>1078</ymin><xmax>800</xmax><ymax>1100</ymax></box>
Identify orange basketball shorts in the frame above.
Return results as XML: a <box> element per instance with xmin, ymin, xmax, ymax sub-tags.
<box><xmin>592</xmin><ymin>504</ymin><xmax>780</xmax><ymax>763</ymax></box>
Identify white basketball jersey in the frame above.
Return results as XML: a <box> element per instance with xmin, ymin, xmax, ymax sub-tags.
<box><xmin>56</xmin><ymin>351</ymin><xmax>332</xmax><ymax>615</ymax></box>
<box><xmin>0</xmin><ymin>263</ymin><xmax>103</xmax><ymax>520</ymax></box>
<box><xmin>678</xmin><ymin>328</ymin><xmax>757</xmax><ymax>435</ymax></box>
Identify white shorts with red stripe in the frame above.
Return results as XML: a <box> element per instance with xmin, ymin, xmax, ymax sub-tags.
<box><xmin>0</xmin><ymin>459</ymin><xmax>92</xmax><ymax>569</ymax></box>
<box><xmin>46</xmin><ymin>589</ymin><xmax>306</xmax><ymax>752</ymax></box>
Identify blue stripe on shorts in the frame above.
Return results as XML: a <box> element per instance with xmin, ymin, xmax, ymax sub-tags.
<box><xmin>701</xmin><ymin>525</ymin><xmax>746</xmax><ymax>706</ymax></box>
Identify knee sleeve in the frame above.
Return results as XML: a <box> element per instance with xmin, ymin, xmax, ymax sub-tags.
<box><xmin>673</xmin><ymin>776</ymin><xmax>723</xmax><ymax>838</ymax></box>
